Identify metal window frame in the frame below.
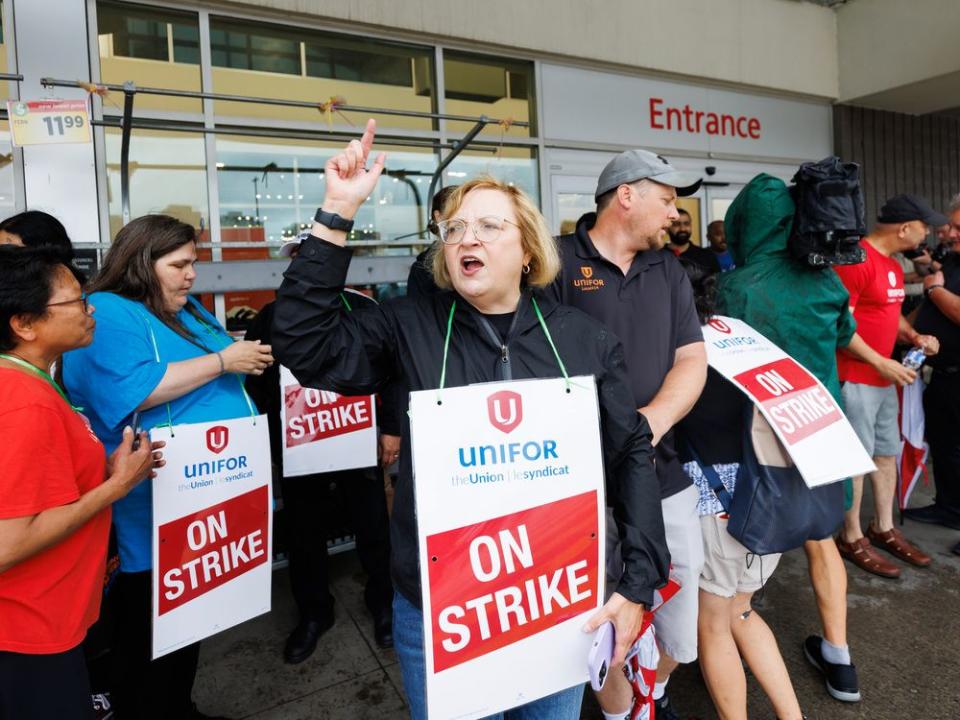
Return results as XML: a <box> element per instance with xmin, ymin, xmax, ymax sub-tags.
<box><xmin>79</xmin><ymin>0</ymin><xmax>548</xmax><ymax>308</ymax></box>
<box><xmin>2</xmin><ymin>0</ymin><xmax>25</xmax><ymax>213</ymax></box>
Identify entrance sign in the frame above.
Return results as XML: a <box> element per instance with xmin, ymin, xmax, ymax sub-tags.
<box><xmin>409</xmin><ymin>377</ymin><xmax>606</xmax><ymax>720</ymax></box>
<box><xmin>540</xmin><ymin>63</ymin><xmax>831</xmax><ymax>161</ymax></box>
<box><xmin>702</xmin><ymin>316</ymin><xmax>875</xmax><ymax>486</ymax></box>
<box><xmin>151</xmin><ymin>415</ymin><xmax>272</xmax><ymax>659</ymax></box>
<box><xmin>7</xmin><ymin>100</ymin><xmax>91</xmax><ymax>146</ymax></box>
<box><xmin>279</xmin><ymin>365</ymin><xmax>377</xmax><ymax>476</ymax></box>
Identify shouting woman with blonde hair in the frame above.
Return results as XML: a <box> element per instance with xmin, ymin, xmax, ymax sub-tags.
<box><xmin>273</xmin><ymin>120</ymin><xmax>670</xmax><ymax>719</ymax></box>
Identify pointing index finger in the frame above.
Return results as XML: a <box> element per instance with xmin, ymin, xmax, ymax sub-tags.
<box><xmin>360</xmin><ymin>118</ymin><xmax>377</xmax><ymax>159</ymax></box>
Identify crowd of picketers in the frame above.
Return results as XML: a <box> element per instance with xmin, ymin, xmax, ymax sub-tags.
<box><xmin>2</xmin><ymin>119</ymin><xmax>960</xmax><ymax>720</ymax></box>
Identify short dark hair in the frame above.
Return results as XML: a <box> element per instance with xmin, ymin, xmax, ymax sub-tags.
<box><xmin>0</xmin><ymin>245</ymin><xmax>68</xmax><ymax>351</ymax></box>
<box><xmin>0</xmin><ymin>211</ymin><xmax>74</xmax><ymax>258</ymax></box>
<box><xmin>428</xmin><ymin>185</ymin><xmax>459</xmax><ymax>237</ymax></box>
<box><xmin>595</xmin><ymin>188</ymin><xmax>617</xmax><ymax>215</ymax></box>
<box><xmin>677</xmin><ymin>207</ymin><xmax>691</xmax><ymax>218</ymax></box>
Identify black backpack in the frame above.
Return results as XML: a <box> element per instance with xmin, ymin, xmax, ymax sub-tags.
<box><xmin>788</xmin><ymin>156</ymin><xmax>866</xmax><ymax>268</ymax></box>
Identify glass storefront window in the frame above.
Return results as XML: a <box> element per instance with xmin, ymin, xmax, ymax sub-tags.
<box><xmin>96</xmin><ymin>1</ymin><xmax>202</xmax><ymax>114</ymax></box>
<box><xmin>104</xmin><ymin>128</ymin><xmax>208</xmax><ymax>239</ymax></box>
<box><xmin>443</xmin><ymin>51</ymin><xmax>535</xmax><ymax>140</ymax></box>
<box><xmin>0</xmin><ymin>1</ymin><xmax>11</xmax><ymax>104</ymax></box>
<box><xmin>217</xmin><ymin>135</ymin><xmax>438</xmax><ymax>251</ymax></box>
<box><xmin>444</xmin><ymin>145</ymin><xmax>539</xmax><ymax>205</ymax></box>
<box><xmin>210</xmin><ymin>17</ymin><xmax>435</xmax><ymax>133</ymax></box>
<box><xmin>0</xmin><ymin>121</ymin><xmax>15</xmax><ymax>219</ymax></box>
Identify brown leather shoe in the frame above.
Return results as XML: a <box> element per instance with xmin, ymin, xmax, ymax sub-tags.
<box><xmin>835</xmin><ymin>536</ymin><xmax>901</xmax><ymax>578</ymax></box>
<box><xmin>867</xmin><ymin>525</ymin><xmax>932</xmax><ymax>568</ymax></box>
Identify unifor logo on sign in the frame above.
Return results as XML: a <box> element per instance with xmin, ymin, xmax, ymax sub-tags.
<box><xmin>708</xmin><ymin>318</ymin><xmax>733</xmax><ymax>334</ymax></box>
<box><xmin>487</xmin><ymin>390</ymin><xmax>523</xmax><ymax>434</ymax></box>
<box><xmin>206</xmin><ymin>425</ymin><xmax>230</xmax><ymax>454</ymax></box>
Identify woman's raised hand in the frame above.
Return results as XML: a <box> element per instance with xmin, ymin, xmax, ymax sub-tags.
<box><xmin>321</xmin><ymin>119</ymin><xmax>387</xmax><ymax>222</ymax></box>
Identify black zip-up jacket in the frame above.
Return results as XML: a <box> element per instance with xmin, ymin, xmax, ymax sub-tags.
<box><xmin>272</xmin><ymin>235</ymin><xmax>669</xmax><ymax>607</ymax></box>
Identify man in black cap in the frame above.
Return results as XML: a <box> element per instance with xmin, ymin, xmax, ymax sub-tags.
<box><xmin>834</xmin><ymin>195</ymin><xmax>941</xmax><ymax>580</ymax></box>
<box><xmin>549</xmin><ymin>149</ymin><xmax>705</xmax><ymax>720</ymax></box>
<box><xmin>908</xmin><ymin>193</ymin><xmax>960</xmax><ymax>554</ymax></box>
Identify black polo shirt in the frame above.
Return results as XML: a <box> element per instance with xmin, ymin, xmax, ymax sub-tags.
<box><xmin>673</xmin><ymin>243</ymin><xmax>721</xmax><ymax>275</ymax></box>
<box><xmin>548</xmin><ymin>213</ymin><xmax>703</xmax><ymax>499</ymax></box>
<box><xmin>915</xmin><ymin>252</ymin><xmax>960</xmax><ymax>369</ymax></box>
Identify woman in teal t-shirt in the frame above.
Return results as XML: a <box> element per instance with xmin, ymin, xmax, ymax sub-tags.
<box><xmin>63</xmin><ymin>215</ymin><xmax>273</xmax><ymax>720</ymax></box>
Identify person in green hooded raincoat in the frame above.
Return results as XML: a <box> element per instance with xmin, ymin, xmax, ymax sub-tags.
<box><xmin>716</xmin><ymin>173</ymin><xmax>915</xmax><ymax>705</ymax></box>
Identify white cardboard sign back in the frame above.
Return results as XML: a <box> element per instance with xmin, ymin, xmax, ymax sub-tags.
<box><xmin>702</xmin><ymin>316</ymin><xmax>875</xmax><ymax>486</ymax></box>
<box><xmin>151</xmin><ymin>415</ymin><xmax>273</xmax><ymax>659</ymax></box>
<box><xmin>279</xmin><ymin>365</ymin><xmax>377</xmax><ymax>476</ymax></box>
<box><xmin>409</xmin><ymin>377</ymin><xmax>606</xmax><ymax>720</ymax></box>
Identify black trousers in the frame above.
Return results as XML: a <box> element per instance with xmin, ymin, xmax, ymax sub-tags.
<box><xmin>924</xmin><ymin>371</ymin><xmax>960</xmax><ymax>515</ymax></box>
<box><xmin>281</xmin><ymin>467</ymin><xmax>392</xmax><ymax>621</ymax></box>
<box><xmin>0</xmin><ymin>646</ymin><xmax>94</xmax><ymax>720</ymax></box>
<box><xmin>110</xmin><ymin>571</ymin><xmax>201</xmax><ymax>720</ymax></box>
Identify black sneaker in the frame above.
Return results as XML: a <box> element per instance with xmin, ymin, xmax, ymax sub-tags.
<box><xmin>902</xmin><ymin>504</ymin><xmax>960</xmax><ymax>530</ymax></box>
<box><xmin>803</xmin><ymin>635</ymin><xmax>861</xmax><ymax>702</ymax></box>
<box><xmin>653</xmin><ymin>694</ymin><xmax>679</xmax><ymax>720</ymax></box>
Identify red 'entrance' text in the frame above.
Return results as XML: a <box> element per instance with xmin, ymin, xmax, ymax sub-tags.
<box><xmin>650</xmin><ymin>98</ymin><xmax>761</xmax><ymax>139</ymax></box>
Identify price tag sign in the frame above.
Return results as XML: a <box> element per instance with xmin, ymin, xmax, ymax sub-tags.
<box><xmin>6</xmin><ymin>100</ymin><xmax>91</xmax><ymax>146</ymax></box>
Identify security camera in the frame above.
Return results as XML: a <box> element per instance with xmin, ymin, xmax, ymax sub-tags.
<box><xmin>705</xmin><ymin>166</ymin><xmax>717</xmax><ymax>176</ymax></box>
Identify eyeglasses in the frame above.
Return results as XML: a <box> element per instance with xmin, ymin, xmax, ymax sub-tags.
<box><xmin>436</xmin><ymin>216</ymin><xmax>519</xmax><ymax>245</ymax></box>
<box><xmin>47</xmin><ymin>292</ymin><xmax>90</xmax><ymax>313</ymax></box>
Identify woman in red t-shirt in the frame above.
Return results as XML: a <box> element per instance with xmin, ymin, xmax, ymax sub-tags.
<box><xmin>0</xmin><ymin>246</ymin><xmax>163</xmax><ymax>719</ymax></box>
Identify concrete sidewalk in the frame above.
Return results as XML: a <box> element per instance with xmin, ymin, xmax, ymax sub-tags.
<box><xmin>193</xmin><ymin>483</ymin><xmax>960</xmax><ymax>720</ymax></box>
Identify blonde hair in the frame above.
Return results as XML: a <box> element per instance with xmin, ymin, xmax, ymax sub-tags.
<box><xmin>430</xmin><ymin>177</ymin><xmax>561</xmax><ymax>289</ymax></box>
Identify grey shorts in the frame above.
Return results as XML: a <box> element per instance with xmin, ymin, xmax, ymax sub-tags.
<box><xmin>841</xmin><ymin>381</ymin><xmax>900</xmax><ymax>457</ymax></box>
<box><xmin>699</xmin><ymin>514</ymin><xmax>781</xmax><ymax>597</ymax></box>
<box><xmin>606</xmin><ymin>484</ymin><xmax>703</xmax><ymax>663</ymax></box>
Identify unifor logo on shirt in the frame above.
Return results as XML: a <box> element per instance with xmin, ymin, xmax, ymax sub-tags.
<box><xmin>487</xmin><ymin>390</ymin><xmax>523</xmax><ymax>434</ymax></box>
<box><xmin>573</xmin><ymin>264</ymin><xmax>605</xmax><ymax>291</ymax></box>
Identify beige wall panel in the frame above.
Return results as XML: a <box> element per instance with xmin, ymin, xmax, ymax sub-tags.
<box><xmin>214</xmin><ymin>0</ymin><xmax>839</xmax><ymax>98</ymax></box>
<box><xmin>837</xmin><ymin>0</ymin><xmax>960</xmax><ymax>104</ymax></box>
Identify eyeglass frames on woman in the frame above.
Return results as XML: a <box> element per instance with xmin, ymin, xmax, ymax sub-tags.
<box><xmin>46</xmin><ymin>292</ymin><xmax>90</xmax><ymax>313</ymax></box>
<box><xmin>436</xmin><ymin>216</ymin><xmax>520</xmax><ymax>245</ymax></box>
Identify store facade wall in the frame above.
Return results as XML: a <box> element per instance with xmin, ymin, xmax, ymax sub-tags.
<box><xmin>539</xmin><ymin>62</ymin><xmax>832</xmax><ymax>242</ymax></box>
<box><xmin>4</xmin><ymin>0</ymin><xmax>838</xmax><ymax>329</ymax></box>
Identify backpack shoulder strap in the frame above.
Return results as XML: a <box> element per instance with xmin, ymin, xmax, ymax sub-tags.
<box><xmin>684</xmin><ymin>439</ymin><xmax>733</xmax><ymax>512</ymax></box>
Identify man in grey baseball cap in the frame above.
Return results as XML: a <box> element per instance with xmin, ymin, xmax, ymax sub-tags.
<box><xmin>549</xmin><ymin>152</ymin><xmax>706</xmax><ymax>720</ymax></box>
<box><xmin>594</xmin><ymin>148</ymin><xmax>702</xmax><ymax>200</ymax></box>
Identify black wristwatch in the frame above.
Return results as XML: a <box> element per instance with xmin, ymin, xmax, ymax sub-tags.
<box><xmin>314</xmin><ymin>208</ymin><xmax>355</xmax><ymax>232</ymax></box>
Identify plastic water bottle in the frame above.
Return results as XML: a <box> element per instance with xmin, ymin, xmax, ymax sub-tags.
<box><xmin>902</xmin><ymin>346</ymin><xmax>926</xmax><ymax>371</ymax></box>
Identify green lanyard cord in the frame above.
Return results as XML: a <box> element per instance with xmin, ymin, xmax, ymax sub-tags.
<box><xmin>139</xmin><ymin>308</ymin><xmax>258</xmax><ymax>435</ymax></box>
<box><xmin>530</xmin><ymin>297</ymin><xmax>570</xmax><ymax>389</ymax></box>
<box><xmin>0</xmin><ymin>353</ymin><xmax>84</xmax><ymax>413</ymax></box>
<box><xmin>339</xmin><ymin>292</ymin><xmax>353</xmax><ymax>312</ymax></box>
<box><xmin>436</xmin><ymin>300</ymin><xmax>457</xmax><ymax>404</ymax></box>
<box><xmin>435</xmin><ymin>295</ymin><xmax>570</xmax><ymax>403</ymax></box>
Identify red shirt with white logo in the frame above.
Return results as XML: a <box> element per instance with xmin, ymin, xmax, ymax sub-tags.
<box><xmin>834</xmin><ymin>240</ymin><xmax>905</xmax><ymax>386</ymax></box>
<box><xmin>0</xmin><ymin>368</ymin><xmax>109</xmax><ymax>654</ymax></box>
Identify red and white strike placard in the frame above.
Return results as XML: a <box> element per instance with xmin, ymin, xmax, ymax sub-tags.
<box><xmin>151</xmin><ymin>415</ymin><xmax>272</xmax><ymax>658</ymax></box>
<box><xmin>279</xmin><ymin>365</ymin><xmax>377</xmax><ymax>476</ymax></box>
<box><xmin>409</xmin><ymin>377</ymin><xmax>606</xmax><ymax>720</ymax></box>
<box><xmin>702</xmin><ymin>316</ymin><xmax>875</xmax><ymax>486</ymax></box>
